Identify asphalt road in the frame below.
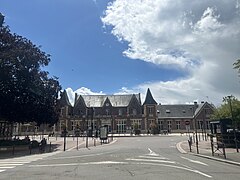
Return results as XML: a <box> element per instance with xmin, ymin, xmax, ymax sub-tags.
<box><xmin>1</xmin><ymin>136</ymin><xmax>240</xmax><ymax>180</ymax></box>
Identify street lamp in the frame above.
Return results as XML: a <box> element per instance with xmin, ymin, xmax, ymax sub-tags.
<box><xmin>228</xmin><ymin>96</ymin><xmax>239</xmax><ymax>153</ymax></box>
<box><xmin>193</xmin><ymin>103</ymin><xmax>199</xmax><ymax>154</ymax></box>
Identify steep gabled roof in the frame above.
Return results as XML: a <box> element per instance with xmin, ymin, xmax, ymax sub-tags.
<box><xmin>75</xmin><ymin>94</ymin><xmax>141</xmax><ymax>107</ymax></box>
<box><xmin>143</xmin><ymin>88</ymin><xmax>157</xmax><ymax>105</ymax></box>
<box><xmin>194</xmin><ymin>102</ymin><xmax>215</xmax><ymax>117</ymax></box>
<box><xmin>59</xmin><ymin>90</ymin><xmax>72</xmax><ymax>107</ymax></box>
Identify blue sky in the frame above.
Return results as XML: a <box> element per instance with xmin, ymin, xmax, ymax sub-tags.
<box><xmin>1</xmin><ymin>0</ymin><xmax>240</xmax><ymax>105</ymax></box>
<box><xmin>1</xmin><ymin>0</ymin><xmax>184</xmax><ymax>92</ymax></box>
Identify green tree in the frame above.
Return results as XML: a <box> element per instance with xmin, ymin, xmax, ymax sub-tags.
<box><xmin>0</xmin><ymin>23</ymin><xmax>61</xmax><ymax>125</ymax></box>
<box><xmin>212</xmin><ymin>96</ymin><xmax>240</xmax><ymax>125</ymax></box>
<box><xmin>233</xmin><ymin>59</ymin><xmax>240</xmax><ymax>73</ymax></box>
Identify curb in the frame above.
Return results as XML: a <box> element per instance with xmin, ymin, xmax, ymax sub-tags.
<box><xmin>176</xmin><ymin>141</ymin><xmax>240</xmax><ymax>167</ymax></box>
<box><xmin>192</xmin><ymin>153</ymin><xmax>240</xmax><ymax>167</ymax></box>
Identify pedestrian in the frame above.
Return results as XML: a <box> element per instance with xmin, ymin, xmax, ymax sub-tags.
<box><xmin>40</xmin><ymin>138</ymin><xmax>47</xmax><ymax>153</ymax></box>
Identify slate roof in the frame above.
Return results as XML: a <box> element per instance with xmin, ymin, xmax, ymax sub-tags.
<box><xmin>157</xmin><ymin>104</ymin><xmax>195</xmax><ymax>118</ymax></box>
<box><xmin>157</xmin><ymin>102</ymin><xmax>215</xmax><ymax>119</ymax></box>
<box><xmin>76</xmin><ymin>94</ymin><xmax>141</xmax><ymax>107</ymax></box>
<box><xmin>143</xmin><ymin>88</ymin><xmax>157</xmax><ymax>105</ymax></box>
<box><xmin>59</xmin><ymin>90</ymin><xmax>72</xmax><ymax>107</ymax></box>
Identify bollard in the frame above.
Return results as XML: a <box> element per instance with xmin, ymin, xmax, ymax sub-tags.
<box><xmin>222</xmin><ymin>143</ymin><xmax>226</xmax><ymax>159</ymax></box>
<box><xmin>210</xmin><ymin>135</ymin><xmax>214</xmax><ymax>156</ymax></box>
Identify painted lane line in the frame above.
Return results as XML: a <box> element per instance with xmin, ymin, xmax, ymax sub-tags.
<box><xmin>138</xmin><ymin>156</ymin><xmax>168</xmax><ymax>160</ymax></box>
<box><xmin>0</xmin><ymin>166</ymin><xmax>16</xmax><ymax>169</ymax></box>
<box><xmin>181</xmin><ymin>156</ymin><xmax>208</xmax><ymax>166</ymax></box>
<box><xmin>51</xmin><ymin>150</ymin><xmax>117</xmax><ymax>160</ymax></box>
<box><xmin>29</xmin><ymin>161</ymin><xmax>127</xmax><ymax>167</ymax></box>
<box><xmin>0</xmin><ymin>170</ymin><xmax>6</xmax><ymax>173</ymax></box>
<box><xmin>28</xmin><ymin>161</ymin><xmax>212</xmax><ymax>178</ymax></box>
<box><xmin>136</xmin><ymin>162</ymin><xmax>212</xmax><ymax>178</ymax></box>
<box><xmin>86</xmin><ymin>161</ymin><xmax>127</xmax><ymax>165</ymax></box>
<box><xmin>0</xmin><ymin>164</ymin><xmax>23</xmax><ymax>166</ymax></box>
<box><xmin>147</xmin><ymin>148</ymin><xmax>159</xmax><ymax>156</ymax></box>
<box><xmin>176</xmin><ymin>142</ymin><xmax>187</xmax><ymax>154</ymax></box>
<box><xmin>126</xmin><ymin>158</ymin><xmax>176</xmax><ymax>164</ymax></box>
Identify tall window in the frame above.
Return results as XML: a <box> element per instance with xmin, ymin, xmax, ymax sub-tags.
<box><xmin>118</xmin><ymin>109</ymin><xmax>123</xmax><ymax>116</ymax></box>
<box><xmin>71</xmin><ymin>121</ymin><xmax>74</xmax><ymax>131</ymax></box>
<box><xmin>158</xmin><ymin>120</ymin><xmax>164</xmax><ymax>130</ymax></box>
<box><xmin>167</xmin><ymin>121</ymin><xmax>172</xmax><ymax>131</ymax></box>
<box><xmin>206</xmin><ymin>121</ymin><xmax>210</xmax><ymax>129</ymax></box>
<box><xmin>176</xmin><ymin>121</ymin><xmax>180</xmax><ymax>130</ymax></box>
<box><xmin>116</xmin><ymin>120</ymin><xmax>126</xmax><ymax>133</ymax></box>
<box><xmin>106</xmin><ymin>109</ymin><xmax>109</xmax><ymax>115</ymax></box>
<box><xmin>132</xmin><ymin>109</ymin><xmax>137</xmax><ymax>115</ymax></box>
<box><xmin>148</xmin><ymin>107</ymin><xmax>154</xmax><ymax>114</ymax></box>
<box><xmin>131</xmin><ymin>119</ymin><xmax>141</xmax><ymax>129</ymax></box>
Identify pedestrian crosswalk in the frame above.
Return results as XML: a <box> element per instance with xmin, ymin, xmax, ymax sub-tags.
<box><xmin>0</xmin><ymin>151</ymin><xmax>60</xmax><ymax>173</ymax></box>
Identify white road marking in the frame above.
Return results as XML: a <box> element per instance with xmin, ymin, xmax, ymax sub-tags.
<box><xmin>0</xmin><ymin>151</ymin><xmax>61</xmax><ymax>173</ymax></box>
<box><xmin>138</xmin><ymin>155</ymin><xmax>168</xmax><ymax>160</ymax></box>
<box><xmin>126</xmin><ymin>158</ymin><xmax>176</xmax><ymax>164</ymax></box>
<box><xmin>181</xmin><ymin>156</ymin><xmax>208</xmax><ymax>166</ymax></box>
<box><xmin>0</xmin><ymin>166</ymin><xmax>16</xmax><ymax>169</ymax></box>
<box><xmin>176</xmin><ymin>142</ymin><xmax>187</xmax><ymax>154</ymax></box>
<box><xmin>28</xmin><ymin>161</ymin><xmax>212</xmax><ymax>178</ymax></box>
<box><xmin>0</xmin><ymin>164</ymin><xmax>23</xmax><ymax>166</ymax></box>
<box><xmin>51</xmin><ymin>150</ymin><xmax>116</xmax><ymax>160</ymax></box>
<box><xmin>147</xmin><ymin>148</ymin><xmax>159</xmax><ymax>156</ymax></box>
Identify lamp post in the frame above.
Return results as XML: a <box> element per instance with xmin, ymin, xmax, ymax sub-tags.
<box><xmin>62</xmin><ymin>126</ymin><xmax>67</xmax><ymax>151</ymax></box>
<box><xmin>228</xmin><ymin>96</ymin><xmax>239</xmax><ymax>153</ymax></box>
<box><xmin>193</xmin><ymin>103</ymin><xmax>199</xmax><ymax>154</ymax></box>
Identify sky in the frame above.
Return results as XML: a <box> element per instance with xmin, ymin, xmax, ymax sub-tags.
<box><xmin>1</xmin><ymin>0</ymin><xmax>240</xmax><ymax>106</ymax></box>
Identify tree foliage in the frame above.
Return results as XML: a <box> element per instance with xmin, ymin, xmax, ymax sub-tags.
<box><xmin>0</xmin><ymin>25</ymin><xmax>61</xmax><ymax>125</ymax></box>
<box><xmin>233</xmin><ymin>59</ymin><xmax>240</xmax><ymax>74</ymax></box>
<box><xmin>212</xmin><ymin>96</ymin><xmax>240</xmax><ymax>124</ymax></box>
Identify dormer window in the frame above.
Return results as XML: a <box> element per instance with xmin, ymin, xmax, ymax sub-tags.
<box><xmin>166</xmin><ymin>109</ymin><xmax>170</xmax><ymax>113</ymax></box>
<box><xmin>182</xmin><ymin>110</ymin><xmax>186</xmax><ymax>113</ymax></box>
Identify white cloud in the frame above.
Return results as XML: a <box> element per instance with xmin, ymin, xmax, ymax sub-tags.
<box><xmin>65</xmin><ymin>87</ymin><xmax>105</xmax><ymax>106</ymax></box>
<box><xmin>101</xmin><ymin>0</ymin><xmax>240</xmax><ymax>105</ymax></box>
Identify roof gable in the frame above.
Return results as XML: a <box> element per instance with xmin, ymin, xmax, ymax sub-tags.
<box><xmin>77</xmin><ymin>94</ymin><xmax>141</xmax><ymax>107</ymax></box>
<box><xmin>143</xmin><ymin>88</ymin><xmax>157</xmax><ymax>105</ymax></box>
<box><xmin>59</xmin><ymin>90</ymin><xmax>72</xmax><ymax>107</ymax></box>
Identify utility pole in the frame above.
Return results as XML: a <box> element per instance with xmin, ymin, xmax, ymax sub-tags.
<box><xmin>193</xmin><ymin>103</ymin><xmax>199</xmax><ymax>154</ymax></box>
<box><xmin>228</xmin><ymin>96</ymin><xmax>239</xmax><ymax>153</ymax></box>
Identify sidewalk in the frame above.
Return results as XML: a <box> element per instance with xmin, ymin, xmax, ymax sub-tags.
<box><xmin>0</xmin><ymin>135</ymin><xmax>112</xmax><ymax>159</ymax></box>
<box><xmin>178</xmin><ymin>139</ymin><xmax>240</xmax><ymax>166</ymax></box>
